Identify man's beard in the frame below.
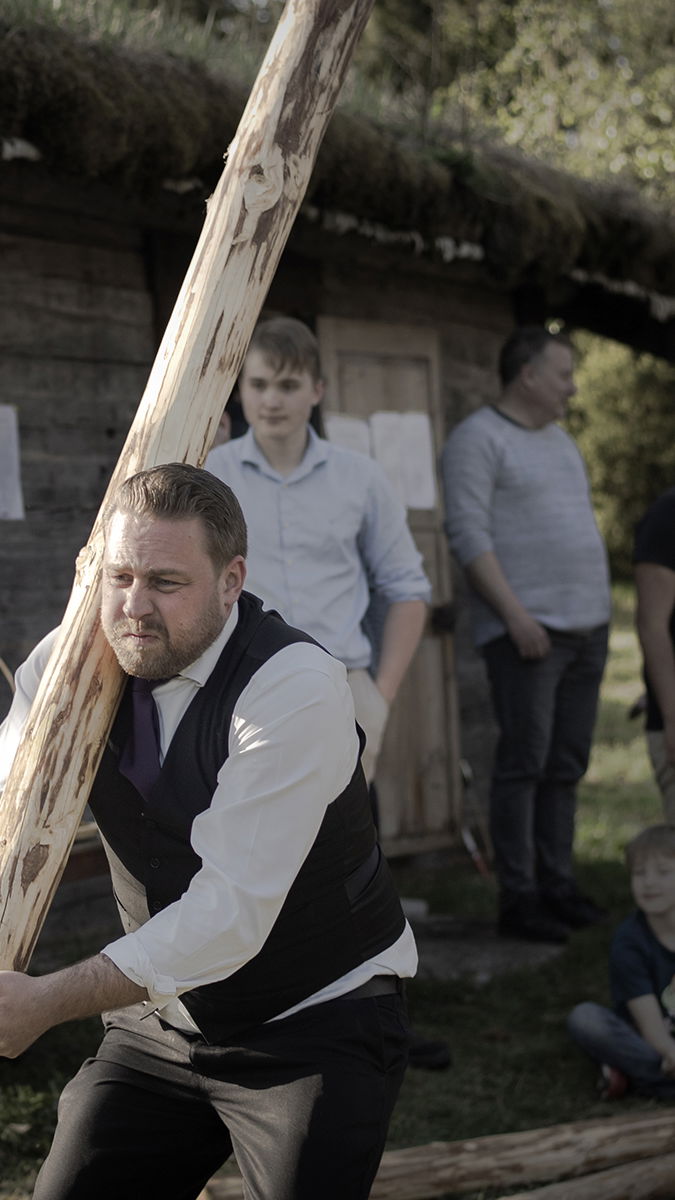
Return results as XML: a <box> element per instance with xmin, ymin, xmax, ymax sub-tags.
<box><xmin>102</xmin><ymin>598</ymin><xmax>226</xmax><ymax>679</ymax></box>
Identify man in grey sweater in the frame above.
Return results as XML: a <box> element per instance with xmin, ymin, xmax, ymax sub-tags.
<box><xmin>442</xmin><ymin>327</ymin><xmax>610</xmax><ymax>943</ymax></box>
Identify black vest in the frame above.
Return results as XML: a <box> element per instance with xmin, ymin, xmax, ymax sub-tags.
<box><xmin>89</xmin><ymin>592</ymin><xmax>405</xmax><ymax>1041</ymax></box>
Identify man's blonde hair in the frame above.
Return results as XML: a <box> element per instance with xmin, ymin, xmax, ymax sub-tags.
<box><xmin>625</xmin><ymin>825</ymin><xmax>675</xmax><ymax>870</ymax></box>
<box><xmin>105</xmin><ymin>463</ymin><xmax>247</xmax><ymax>570</ymax></box>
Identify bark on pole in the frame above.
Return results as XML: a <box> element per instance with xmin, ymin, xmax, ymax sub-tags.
<box><xmin>0</xmin><ymin>0</ymin><xmax>374</xmax><ymax>972</ymax></box>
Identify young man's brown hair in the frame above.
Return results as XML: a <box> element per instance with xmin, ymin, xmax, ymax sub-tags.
<box><xmin>247</xmin><ymin>317</ymin><xmax>322</xmax><ymax>383</ymax></box>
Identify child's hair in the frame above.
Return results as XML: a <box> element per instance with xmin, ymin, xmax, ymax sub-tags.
<box><xmin>625</xmin><ymin>825</ymin><xmax>675</xmax><ymax>870</ymax></box>
<box><xmin>247</xmin><ymin>317</ymin><xmax>322</xmax><ymax>382</ymax></box>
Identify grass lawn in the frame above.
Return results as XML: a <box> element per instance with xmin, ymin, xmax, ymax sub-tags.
<box><xmin>385</xmin><ymin>583</ymin><xmax>666</xmax><ymax>1195</ymax></box>
<box><xmin>0</xmin><ymin>585</ymin><xmax>666</xmax><ymax>1197</ymax></box>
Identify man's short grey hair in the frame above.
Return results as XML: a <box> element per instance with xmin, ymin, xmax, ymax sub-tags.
<box><xmin>499</xmin><ymin>326</ymin><xmax>572</xmax><ymax>388</ymax></box>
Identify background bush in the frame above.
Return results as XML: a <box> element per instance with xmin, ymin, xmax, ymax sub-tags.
<box><xmin>569</xmin><ymin>332</ymin><xmax>675</xmax><ymax>580</ymax></box>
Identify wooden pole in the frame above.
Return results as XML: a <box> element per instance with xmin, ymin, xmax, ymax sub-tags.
<box><xmin>199</xmin><ymin>1112</ymin><xmax>675</xmax><ymax>1199</ymax></box>
<box><xmin>0</xmin><ymin>0</ymin><xmax>374</xmax><ymax>972</ymax></box>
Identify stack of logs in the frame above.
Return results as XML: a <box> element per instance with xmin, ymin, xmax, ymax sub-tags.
<box><xmin>199</xmin><ymin>1111</ymin><xmax>675</xmax><ymax>1199</ymax></box>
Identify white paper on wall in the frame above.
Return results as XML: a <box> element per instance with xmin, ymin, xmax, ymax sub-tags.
<box><xmin>399</xmin><ymin>411</ymin><xmax>437</xmax><ymax>510</ymax></box>
<box><xmin>369</xmin><ymin>410</ymin><xmax>437</xmax><ymax>509</ymax></box>
<box><xmin>323</xmin><ymin>412</ymin><xmax>372</xmax><ymax>457</ymax></box>
<box><xmin>0</xmin><ymin>405</ymin><xmax>25</xmax><ymax>520</ymax></box>
<box><xmin>369</xmin><ymin>411</ymin><xmax>407</xmax><ymax>505</ymax></box>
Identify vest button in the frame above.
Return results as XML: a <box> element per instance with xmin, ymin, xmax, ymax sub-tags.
<box><xmin>149</xmin><ymin>856</ymin><xmax>160</xmax><ymax>869</ymax></box>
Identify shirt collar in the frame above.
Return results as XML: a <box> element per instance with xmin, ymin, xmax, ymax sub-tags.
<box><xmin>239</xmin><ymin>426</ymin><xmax>329</xmax><ymax>482</ymax></box>
<box><xmin>153</xmin><ymin>601</ymin><xmax>240</xmax><ymax>692</ymax></box>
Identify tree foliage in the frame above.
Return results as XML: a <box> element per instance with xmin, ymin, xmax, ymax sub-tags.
<box><xmin>569</xmin><ymin>335</ymin><xmax>675</xmax><ymax>578</ymax></box>
<box><xmin>358</xmin><ymin>0</ymin><xmax>675</xmax><ymax>202</ymax></box>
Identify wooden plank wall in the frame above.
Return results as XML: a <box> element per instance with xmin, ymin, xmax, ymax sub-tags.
<box><xmin>0</xmin><ymin>184</ymin><xmax>155</xmax><ymax>713</ymax></box>
<box><xmin>0</xmin><ymin>172</ymin><xmax>512</xmax><ymax>827</ymax></box>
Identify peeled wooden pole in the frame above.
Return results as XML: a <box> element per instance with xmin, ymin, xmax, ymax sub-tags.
<box><xmin>0</xmin><ymin>0</ymin><xmax>374</xmax><ymax>972</ymax></box>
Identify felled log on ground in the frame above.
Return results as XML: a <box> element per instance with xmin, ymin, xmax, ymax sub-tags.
<box><xmin>0</xmin><ymin>0</ymin><xmax>375</xmax><ymax>973</ymax></box>
<box><xmin>368</xmin><ymin>1112</ymin><xmax>675</xmax><ymax>1198</ymax></box>
<box><xmin>498</xmin><ymin>1148</ymin><xmax>675</xmax><ymax>1200</ymax></box>
<box><xmin>199</xmin><ymin>1111</ymin><xmax>675</xmax><ymax>1199</ymax></box>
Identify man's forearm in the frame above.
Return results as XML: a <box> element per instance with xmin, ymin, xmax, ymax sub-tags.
<box><xmin>465</xmin><ymin>552</ymin><xmax>529</xmax><ymax>623</ymax></box>
<box><xmin>0</xmin><ymin>953</ymin><xmax>147</xmax><ymax>1059</ymax></box>
<box><xmin>375</xmin><ymin>600</ymin><xmax>427</xmax><ymax>704</ymax></box>
<box><xmin>635</xmin><ymin>563</ymin><xmax>675</xmax><ymax>723</ymax></box>
<box><xmin>628</xmin><ymin>994</ymin><xmax>675</xmax><ymax>1060</ymax></box>
<box><xmin>637</xmin><ymin>626</ymin><xmax>675</xmax><ymax>725</ymax></box>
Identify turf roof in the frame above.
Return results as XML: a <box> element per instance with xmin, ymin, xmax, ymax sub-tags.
<box><xmin>1</xmin><ymin>19</ymin><xmax>674</xmax><ymax>301</ymax></box>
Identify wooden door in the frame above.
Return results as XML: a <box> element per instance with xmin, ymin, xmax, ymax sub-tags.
<box><xmin>317</xmin><ymin>317</ymin><xmax>461</xmax><ymax>856</ymax></box>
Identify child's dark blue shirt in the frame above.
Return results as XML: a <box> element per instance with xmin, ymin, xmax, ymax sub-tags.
<box><xmin>610</xmin><ymin>909</ymin><xmax>675</xmax><ymax>1027</ymax></box>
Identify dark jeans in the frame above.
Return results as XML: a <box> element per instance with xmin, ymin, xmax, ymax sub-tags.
<box><xmin>33</xmin><ymin>991</ymin><xmax>409</xmax><ymax>1200</ymax></box>
<box><xmin>568</xmin><ymin>1001</ymin><xmax>675</xmax><ymax>1097</ymax></box>
<box><xmin>483</xmin><ymin>624</ymin><xmax>608</xmax><ymax>899</ymax></box>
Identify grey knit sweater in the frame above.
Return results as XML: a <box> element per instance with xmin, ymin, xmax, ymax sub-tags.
<box><xmin>441</xmin><ymin>406</ymin><xmax>611</xmax><ymax>646</ymax></box>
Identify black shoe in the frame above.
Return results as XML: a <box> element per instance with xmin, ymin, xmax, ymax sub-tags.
<box><xmin>543</xmin><ymin>888</ymin><xmax>607</xmax><ymax>929</ymax></box>
<box><xmin>407</xmin><ymin>1033</ymin><xmax>452</xmax><ymax>1070</ymax></box>
<box><xmin>498</xmin><ymin>896</ymin><xmax>569</xmax><ymax>944</ymax></box>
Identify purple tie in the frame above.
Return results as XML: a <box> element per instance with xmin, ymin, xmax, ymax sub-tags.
<box><xmin>118</xmin><ymin>677</ymin><xmax>164</xmax><ymax>799</ymax></box>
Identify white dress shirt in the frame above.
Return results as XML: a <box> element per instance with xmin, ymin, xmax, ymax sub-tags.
<box><xmin>0</xmin><ymin>604</ymin><xmax>417</xmax><ymax>1029</ymax></box>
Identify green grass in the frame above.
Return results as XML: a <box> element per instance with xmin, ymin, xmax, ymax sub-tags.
<box><xmin>383</xmin><ymin>583</ymin><xmax>665</xmax><ymax>1195</ymax></box>
<box><xmin>0</xmin><ymin>585</ymin><xmax>665</xmax><ymax>1196</ymax></box>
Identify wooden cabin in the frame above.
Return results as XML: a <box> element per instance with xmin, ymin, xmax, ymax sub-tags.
<box><xmin>1</xmin><ymin>20</ymin><xmax>675</xmax><ymax>866</ymax></box>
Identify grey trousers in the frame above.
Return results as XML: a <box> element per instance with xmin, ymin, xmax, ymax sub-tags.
<box><xmin>483</xmin><ymin>624</ymin><xmax>608</xmax><ymax>899</ymax></box>
<box><xmin>33</xmin><ymin>991</ymin><xmax>409</xmax><ymax>1200</ymax></box>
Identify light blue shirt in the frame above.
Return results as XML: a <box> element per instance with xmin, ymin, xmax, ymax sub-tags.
<box><xmin>206</xmin><ymin>428</ymin><xmax>431</xmax><ymax>669</ymax></box>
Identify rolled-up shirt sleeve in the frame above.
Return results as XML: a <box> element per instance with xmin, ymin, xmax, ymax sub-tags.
<box><xmin>103</xmin><ymin>644</ymin><xmax>360</xmax><ymax>1006</ymax></box>
<box><xmin>360</xmin><ymin>463</ymin><xmax>431</xmax><ymax>605</ymax></box>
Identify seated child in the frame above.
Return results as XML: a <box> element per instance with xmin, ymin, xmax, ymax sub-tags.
<box><xmin>568</xmin><ymin>824</ymin><xmax>675</xmax><ymax>1099</ymax></box>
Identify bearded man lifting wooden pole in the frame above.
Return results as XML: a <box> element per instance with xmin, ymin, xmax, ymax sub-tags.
<box><xmin>0</xmin><ymin>6</ymin><xmax>422</xmax><ymax>1197</ymax></box>
<box><xmin>0</xmin><ymin>2</ymin><xmax>415</xmax><ymax>1190</ymax></box>
<box><xmin>0</xmin><ymin>0</ymin><xmax>374</xmax><ymax>973</ymax></box>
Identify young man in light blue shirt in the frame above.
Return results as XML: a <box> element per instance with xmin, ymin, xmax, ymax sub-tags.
<box><xmin>207</xmin><ymin>318</ymin><xmax>449</xmax><ymax>1071</ymax></box>
<box><xmin>206</xmin><ymin>317</ymin><xmax>431</xmax><ymax>786</ymax></box>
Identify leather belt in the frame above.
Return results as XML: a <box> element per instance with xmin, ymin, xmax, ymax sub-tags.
<box><xmin>344</xmin><ymin>974</ymin><xmax>403</xmax><ymax>1000</ymax></box>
